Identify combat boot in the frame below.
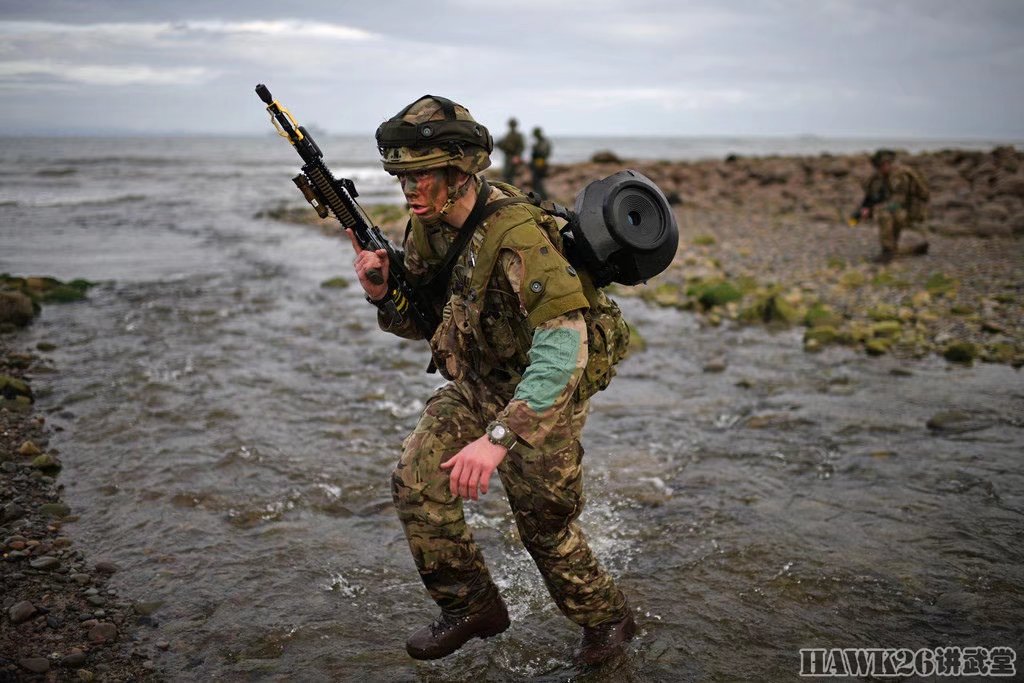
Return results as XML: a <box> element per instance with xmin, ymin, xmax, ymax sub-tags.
<box><xmin>573</xmin><ymin>610</ymin><xmax>637</xmax><ymax>665</ymax></box>
<box><xmin>873</xmin><ymin>249</ymin><xmax>895</xmax><ymax>264</ymax></box>
<box><xmin>405</xmin><ymin>596</ymin><xmax>510</xmax><ymax>660</ymax></box>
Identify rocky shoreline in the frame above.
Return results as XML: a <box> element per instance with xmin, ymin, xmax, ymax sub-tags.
<box><xmin>1</xmin><ymin>297</ymin><xmax>157</xmax><ymax>680</ymax></box>
<box><xmin>534</xmin><ymin>146</ymin><xmax>1024</xmax><ymax>366</ymax></box>
<box><xmin>332</xmin><ymin>146</ymin><xmax>1021</xmax><ymax>367</ymax></box>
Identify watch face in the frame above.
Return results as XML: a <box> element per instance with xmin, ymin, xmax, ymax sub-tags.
<box><xmin>490</xmin><ymin>424</ymin><xmax>508</xmax><ymax>440</ymax></box>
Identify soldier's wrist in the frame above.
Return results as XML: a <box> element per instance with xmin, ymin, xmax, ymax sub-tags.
<box><xmin>365</xmin><ymin>291</ymin><xmax>392</xmax><ymax>308</ymax></box>
<box><xmin>485</xmin><ymin>419</ymin><xmax>519</xmax><ymax>452</ymax></box>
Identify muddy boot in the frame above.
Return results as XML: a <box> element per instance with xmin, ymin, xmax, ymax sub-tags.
<box><xmin>573</xmin><ymin>611</ymin><xmax>637</xmax><ymax>665</ymax></box>
<box><xmin>405</xmin><ymin>596</ymin><xmax>510</xmax><ymax>660</ymax></box>
<box><xmin>908</xmin><ymin>240</ymin><xmax>929</xmax><ymax>256</ymax></box>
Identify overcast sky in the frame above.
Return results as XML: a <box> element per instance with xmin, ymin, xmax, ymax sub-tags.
<box><xmin>1</xmin><ymin>0</ymin><xmax>1022</xmax><ymax>138</ymax></box>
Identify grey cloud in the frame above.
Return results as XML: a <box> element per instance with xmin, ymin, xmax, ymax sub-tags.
<box><xmin>0</xmin><ymin>0</ymin><xmax>1021</xmax><ymax>137</ymax></box>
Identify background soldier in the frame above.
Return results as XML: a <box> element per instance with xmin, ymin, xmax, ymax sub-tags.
<box><xmin>350</xmin><ymin>96</ymin><xmax>635</xmax><ymax>665</ymax></box>
<box><xmin>857</xmin><ymin>149</ymin><xmax>931</xmax><ymax>262</ymax></box>
<box><xmin>496</xmin><ymin>117</ymin><xmax>524</xmax><ymax>184</ymax></box>
<box><xmin>530</xmin><ymin>126</ymin><xmax>552</xmax><ymax>199</ymax></box>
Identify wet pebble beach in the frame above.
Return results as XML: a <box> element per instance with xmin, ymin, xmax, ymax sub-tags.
<box><xmin>1</xmin><ymin>343</ymin><xmax>154</xmax><ymax>681</ymax></box>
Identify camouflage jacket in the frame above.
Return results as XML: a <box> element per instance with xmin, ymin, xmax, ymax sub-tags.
<box><xmin>862</xmin><ymin>163</ymin><xmax>930</xmax><ymax>221</ymax></box>
<box><xmin>496</xmin><ymin>131</ymin><xmax>525</xmax><ymax>157</ymax></box>
<box><xmin>378</xmin><ymin>182</ymin><xmax>591</xmax><ymax>447</ymax></box>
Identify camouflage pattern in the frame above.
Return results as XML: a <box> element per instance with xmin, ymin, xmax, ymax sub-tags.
<box><xmin>392</xmin><ymin>375</ymin><xmax>627</xmax><ymax>626</ymax></box>
<box><xmin>378</xmin><ymin>97</ymin><xmax>491</xmax><ymax>175</ymax></box>
<box><xmin>863</xmin><ymin>163</ymin><xmax>930</xmax><ymax>255</ymax></box>
<box><xmin>496</xmin><ymin>123</ymin><xmax>525</xmax><ymax>183</ymax></box>
<box><xmin>530</xmin><ymin>128</ymin><xmax>552</xmax><ymax>199</ymax></box>
<box><xmin>383</xmin><ymin>181</ymin><xmax>629</xmax><ymax>626</ymax></box>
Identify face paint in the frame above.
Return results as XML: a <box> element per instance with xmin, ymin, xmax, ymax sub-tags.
<box><xmin>397</xmin><ymin>169</ymin><xmax>447</xmax><ymax>220</ymax></box>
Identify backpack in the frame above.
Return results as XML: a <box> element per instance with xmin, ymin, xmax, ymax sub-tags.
<box><xmin>469</xmin><ymin>182</ymin><xmax>637</xmax><ymax>401</ymax></box>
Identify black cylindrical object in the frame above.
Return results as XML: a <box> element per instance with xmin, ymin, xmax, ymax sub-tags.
<box><xmin>567</xmin><ymin>170</ymin><xmax>679</xmax><ymax>287</ymax></box>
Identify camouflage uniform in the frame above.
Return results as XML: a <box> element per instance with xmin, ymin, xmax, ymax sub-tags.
<box><xmin>530</xmin><ymin>128</ymin><xmax>552</xmax><ymax>200</ymax></box>
<box><xmin>381</xmin><ymin>182</ymin><xmax>629</xmax><ymax>627</ymax></box>
<box><xmin>496</xmin><ymin>121</ymin><xmax>525</xmax><ymax>184</ymax></box>
<box><xmin>861</xmin><ymin>156</ymin><xmax>930</xmax><ymax>257</ymax></box>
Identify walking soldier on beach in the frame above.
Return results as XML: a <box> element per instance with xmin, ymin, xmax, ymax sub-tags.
<box><xmin>856</xmin><ymin>149</ymin><xmax>931</xmax><ymax>263</ymax></box>
<box><xmin>496</xmin><ymin>117</ymin><xmax>525</xmax><ymax>184</ymax></box>
<box><xmin>348</xmin><ymin>96</ymin><xmax>635</xmax><ymax>664</ymax></box>
<box><xmin>530</xmin><ymin>127</ymin><xmax>552</xmax><ymax>200</ymax></box>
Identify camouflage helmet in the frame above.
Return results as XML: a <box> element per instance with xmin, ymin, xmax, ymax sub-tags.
<box><xmin>376</xmin><ymin>95</ymin><xmax>493</xmax><ymax>175</ymax></box>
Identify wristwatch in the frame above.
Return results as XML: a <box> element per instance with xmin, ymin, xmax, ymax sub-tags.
<box><xmin>485</xmin><ymin>420</ymin><xmax>518</xmax><ymax>451</ymax></box>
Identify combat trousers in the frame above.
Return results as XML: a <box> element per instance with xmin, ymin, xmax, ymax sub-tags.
<box><xmin>876</xmin><ymin>208</ymin><xmax>909</xmax><ymax>255</ymax></box>
<box><xmin>391</xmin><ymin>380</ymin><xmax>628</xmax><ymax>628</ymax></box>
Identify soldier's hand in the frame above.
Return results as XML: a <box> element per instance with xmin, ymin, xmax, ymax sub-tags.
<box><xmin>440</xmin><ymin>435</ymin><xmax>507</xmax><ymax>501</ymax></box>
<box><xmin>345</xmin><ymin>229</ymin><xmax>389</xmax><ymax>301</ymax></box>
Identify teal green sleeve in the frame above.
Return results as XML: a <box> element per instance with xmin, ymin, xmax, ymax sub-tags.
<box><xmin>512</xmin><ymin>327</ymin><xmax>581</xmax><ymax>412</ymax></box>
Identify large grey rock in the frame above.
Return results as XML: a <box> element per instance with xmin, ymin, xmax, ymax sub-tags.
<box><xmin>0</xmin><ymin>291</ymin><xmax>36</xmax><ymax>328</ymax></box>
<box><xmin>8</xmin><ymin>600</ymin><xmax>36</xmax><ymax>624</ymax></box>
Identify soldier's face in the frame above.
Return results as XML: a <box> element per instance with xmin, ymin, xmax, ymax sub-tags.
<box><xmin>398</xmin><ymin>169</ymin><xmax>447</xmax><ymax>219</ymax></box>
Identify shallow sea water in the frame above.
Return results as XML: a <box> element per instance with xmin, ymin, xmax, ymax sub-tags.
<box><xmin>2</xmin><ymin>137</ymin><xmax>1021</xmax><ymax>681</ymax></box>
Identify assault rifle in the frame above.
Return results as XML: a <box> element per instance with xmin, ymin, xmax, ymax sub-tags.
<box><xmin>255</xmin><ymin>84</ymin><xmax>439</xmax><ymax>341</ymax></box>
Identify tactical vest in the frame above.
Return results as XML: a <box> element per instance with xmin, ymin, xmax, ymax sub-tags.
<box><xmin>408</xmin><ymin>182</ymin><xmax>630</xmax><ymax>400</ymax></box>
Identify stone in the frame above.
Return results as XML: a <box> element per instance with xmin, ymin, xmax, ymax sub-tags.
<box><xmin>17</xmin><ymin>440</ymin><xmax>42</xmax><ymax>456</ymax></box>
<box><xmin>0</xmin><ymin>375</ymin><xmax>32</xmax><ymax>400</ymax></box>
<box><xmin>88</xmin><ymin>622</ymin><xmax>118</xmax><ymax>643</ymax></box>
<box><xmin>1</xmin><ymin>502</ymin><xmax>25</xmax><ymax>523</ymax></box>
<box><xmin>943</xmin><ymin>341</ymin><xmax>979</xmax><ymax>364</ymax></box>
<box><xmin>94</xmin><ymin>560</ymin><xmax>120</xmax><ymax>574</ymax></box>
<box><xmin>31</xmin><ymin>454</ymin><xmax>61</xmax><ymax>471</ymax></box>
<box><xmin>870</xmin><ymin>321</ymin><xmax>902</xmax><ymax>338</ymax></box>
<box><xmin>19</xmin><ymin>658</ymin><xmax>50</xmax><ymax>674</ymax></box>
<box><xmin>62</xmin><ymin>649</ymin><xmax>87</xmax><ymax>667</ymax></box>
<box><xmin>30</xmin><ymin>556</ymin><xmax>61</xmax><ymax>570</ymax></box>
<box><xmin>9</xmin><ymin>600</ymin><xmax>37</xmax><ymax>624</ymax></box>
<box><xmin>926</xmin><ymin>411</ymin><xmax>992</xmax><ymax>434</ymax></box>
<box><xmin>702</xmin><ymin>358</ymin><xmax>727</xmax><ymax>373</ymax></box>
<box><xmin>804</xmin><ymin>326</ymin><xmax>838</xmax><ymax>346</ymax></box>
<box><xmin>134</xmin><ymin>600</ymin><xmax>164</xmax><ymax>616</ymax></box>
<box><xmin>71</xmin><ymin>573</ymin><xmax>92</xmax><ymax>585</ymax></box>
<box><xmin>865</xmin><ymin>338</ymin><xmax>891</xmax><ymax>356</ymax></box>
<box><xmin>924</xmin><ymin>272</ymin><xmax>958</xmax><ymax>296</ymax></box>
<box><xmin>804</xmin><ymin>303</ymin><xmax>842</xmax><ymax>328</ymax></box>
<box><xmin>591</xmin><ymin>150</ymin><xmax>622</xmax><ymax>164</ymax></box>
<box><xmin>77</xmin><ymin>670</ymin><xmax>96</xmax><ymax>681</ymax></box>
<box><xmin>0</xmin><ymin>291</ymin><xmax>37</xmax><ymax>327</ymax></box>
<box><xmin>39</xmin><ymin>502</ymin><xmax>71</xmax><ymax>518</ymax></box>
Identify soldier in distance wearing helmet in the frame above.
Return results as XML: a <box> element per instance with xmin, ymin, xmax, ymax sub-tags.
<box><xmin>346</xmin><ymin>95</ymin><xmax>635</xmax><ymax>664</ymax></box>
<box><xmin>857</xmin><ymin>149</ymin><xmax>931</xmax><ymax>263</ymax></box>
<box><xmin>496</xmin><ymin>117</ymin><xmax>525</xmax><ymax>184</ymax></box>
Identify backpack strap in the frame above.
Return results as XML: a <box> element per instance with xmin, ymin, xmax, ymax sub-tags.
<box><xmin>415</xmin><ymin>178</ymin><xmax>494</xmax><ymax>292</ymax></box>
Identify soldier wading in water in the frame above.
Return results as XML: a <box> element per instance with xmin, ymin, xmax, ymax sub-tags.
<box><xmin>346</xmin><ymin>95</ymin><xmax>635</xmax><ymax>664</ymax></box>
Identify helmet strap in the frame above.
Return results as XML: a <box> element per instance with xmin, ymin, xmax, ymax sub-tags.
<box><xmin>438</xmin><ymin>168</ymin><xmax>475</xmax><ymax>218</ymax></box>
